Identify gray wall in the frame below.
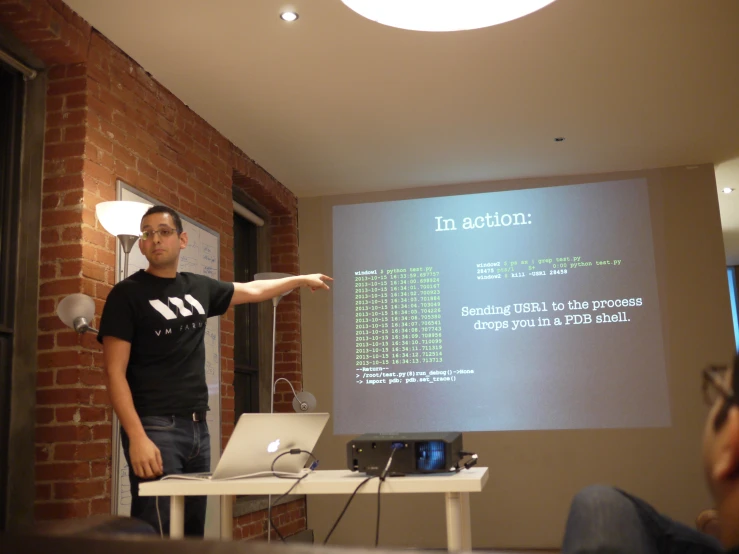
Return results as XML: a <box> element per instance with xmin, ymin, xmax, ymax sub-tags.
<box><xmin>297</xmin><ymin>164</ymin><xmax>733</xmax><ymax>549</ymax></box>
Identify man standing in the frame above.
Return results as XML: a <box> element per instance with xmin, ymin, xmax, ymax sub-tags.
<box><xmin>97</xmin><ymin>205</ymin><xmax>331</xmax><ymax>536</ymax></box>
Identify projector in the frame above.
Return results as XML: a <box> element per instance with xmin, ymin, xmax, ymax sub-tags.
<box><xmin>347</xmin><ymin>432</ymin><xmax>463</xmax><ymax>475</ymax></box>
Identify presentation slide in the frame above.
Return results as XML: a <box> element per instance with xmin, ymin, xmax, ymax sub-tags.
<box><xmin>332</xmin><ymin>179</ymin><xmax>670</xmax><ymax>434</ymax></box>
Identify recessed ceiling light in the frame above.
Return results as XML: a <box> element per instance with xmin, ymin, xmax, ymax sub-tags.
<box><xmin>722</xmin><ymin>187</ymin><xmax>734</xmax><ymax>194</ymax></box>
<box><xmin>280</xmin><ymin>11</ymin><xmax>299</xmax><ymax>22</ymax></box>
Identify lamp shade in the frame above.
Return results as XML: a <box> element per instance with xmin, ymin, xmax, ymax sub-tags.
<box><xmin>341</xmin><ymin>0</ymin><xmax>557</xmax><ymax>32</ymax></box>
<box><xmin>254</xmin><ymin>272</ymin><xmax>295</xmax><ymax>300</ymax></box>
<box><xmin>254</xmin><ymin>272</ymin><xmax>294</xmax><ymax>281</ymax></box>
<box><xmin>57</xmin><ymin>293</ymin><xmax>95</xmax><ymax>329</ymax></box>
<box><xmin>96</xmin><ymin>200</ymin><xmax>152</xmax><ymax>237</ymax></box>
<box><xmin>293</xmin><ymin>391</ymin><xmax>317</xmax><ymax>413</ymax></box>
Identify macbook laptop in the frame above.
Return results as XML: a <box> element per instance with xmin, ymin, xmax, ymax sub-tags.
<box><xmin>180</xmin><ymin>412</ymin><xmax>329</xmax><ymax>480</ymax></box>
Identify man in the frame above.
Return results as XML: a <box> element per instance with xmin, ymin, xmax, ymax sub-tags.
<box><xmin>97</xmin><ymin>205</ymin><xmax>331</xmax><ymax>537</ymax></box>
<box><xmin>561</xmin><ymin>358</ymin><xmax>739</xmax><ymax>554</ymax></box>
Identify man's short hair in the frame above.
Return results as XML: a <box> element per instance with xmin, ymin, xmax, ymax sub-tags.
<box><xmin>141</xmin><ymin>205</ymin><xmax>184</xmax><ymax>234</ymax></box>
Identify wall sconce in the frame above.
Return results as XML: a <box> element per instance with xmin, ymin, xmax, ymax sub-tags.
<box><xmin>57</xmin><ymin>293</ymin><xmax>98</xmax><ymax>334</ymax></box>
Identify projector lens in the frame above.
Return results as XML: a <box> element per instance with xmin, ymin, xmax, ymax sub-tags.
<box><xmin>416</xmin><ymin>441</ymin><xmax>446</xmax><ymax>471</ymax></box>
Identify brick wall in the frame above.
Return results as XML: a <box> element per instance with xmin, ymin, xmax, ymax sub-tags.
<box><xmin>0</xmin><ymin>0</ymin><xmax>306</xmax><ymax>539</ymax></box>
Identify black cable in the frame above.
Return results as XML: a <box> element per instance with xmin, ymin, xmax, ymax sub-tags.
<box><xmin>375</xmin><ymin>478</ymin><xmax>384</xmax><ymax>547</ymax></box>
<box><xmin>267</xmin><ymin>449</ymin><xmax>318</xmax><ymax>542</ymax></box>
<box><xmin>268</xmin><ymin>471</ymin><xmax>310</xmax><ymax>542</ymax></box>
<box><xmin>323</xmin><ymin>475</ymin><xmax>376</xmax><ymax>545</ymax></box>
<box><xmin>270</xmin><ymin>449</ymin><xmax>318</xmax><ymax>476</ymax></box>
<box><xmin>375</xmin><ymin>446</ymin><xmax>401</xmax><ymax>547</ymax></box>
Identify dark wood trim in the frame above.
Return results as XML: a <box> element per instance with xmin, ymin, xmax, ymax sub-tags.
<box><xmin>231</xmin><ymin>184</ymin><xmax>273</xmax><ymax>414</ymax></box>
<box><xmin>0</xmin><ymin>24</ymin><xmax>46</xmax><ymax>532</ymax></box>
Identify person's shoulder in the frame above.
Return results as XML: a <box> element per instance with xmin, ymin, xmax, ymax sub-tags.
<box><xmin>107</xmin><ymin>271</ymin><xmax>147</xmax><ymax>296</ymax></box>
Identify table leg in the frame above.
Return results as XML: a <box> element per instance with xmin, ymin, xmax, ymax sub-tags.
<box><xmin>445</xmin><ymin>492</ymin><xmax>472</xmax><ymax>551</ymax></box>
<box><xmin>170</xmin><ymin>495</ymin><xmax>185</xmax><ymax>539</ymax></box>
<box><xmin>459</xmin><ymin>492</ymin><xmax>471</xmax><ymax>550</ymax></box>
<box><xmin>220</xmin><ymin>495</ymin><xmax>233</xmax><ymax>540</ymax></box>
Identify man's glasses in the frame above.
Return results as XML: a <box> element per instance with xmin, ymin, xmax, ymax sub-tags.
<box><xmin>140</xmin><ymin>227</ymin><xmax>178</xmax><ymax>241</ymax></box>
<box><xmin>702</xmin><ymin>364</ymin><xmax>736</xmax><ymax>430</ymax></box>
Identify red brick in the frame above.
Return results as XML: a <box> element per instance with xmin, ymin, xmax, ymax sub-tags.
<box><xmin>36</xmin><ymin>445</ymin><xmax>51</xmax><ymax>463</ymax></box>
<box><xmin>36</xmin><ymin>462</ymin><xmax>91</xmax><ymax>482</ymax></box>
<box><xmin>54</xmin><ymin>442</ymin><xmax>108</xmax><ymax>462</ymax></box>
<box><xmin>90</xmin><ymin>497</ymin><xmax>111</xmax><ymax>516</ymax></box>
<box><xmin>36</xmin><ymin>369</ymin><xmax>54</xmax><ymax>387</ymax></box>
<box><xmin>36</xmin><ymin>483</ymin><xmax>53</xmax><ymax>501</ymax></box>
<box><xmin>56</xmin><ymin>331</ymin><xmax>82</xmax><ymax>347</ymax></box>
<box><xmin>61</xmin><ymin>226</ymin><xmax>82</xmax><ymax>242</ymax></box>
<box><xmin>38</xmin><ymin>350</ymin><xmax>82</xmax><ymax>370</ymax></box>
<box><xmin>36</xmin><ymin>424</ymin><xmax>92</xmax><ymax>443</ymax></box>
<box><xmin>55</xmin><ymin>480</ymin><xmax>106</xmax><ymax>500</ymax></box>
<box><xmin>45</xmin><ymin>142</ymin><xmax>85</xmax><ymax>160</ymax></box>
<box><xmin>39</xmin><ymin>315</ymin><xmax>67</xmax><ymax>332</ymax></box>
<box><xmin>41</xmin><ymin>209</ymin><xmax>83</xmax><ymax>228</ymax></box>
<box><xmin>88</xmin><ymin>128</ymin><xmax>113</xmax><ymax>154</ymax></box>
<box><xmin>37</xmin><ymin>387</ymin><xmax>91</xmax><ymax>406</ymax></box>
<box><xmin>59</xmin><ymin>260</ymin><xmax>81</xmax><ymax>277</ymax></box>
<box><xmin>81</xmin><ymin>259</ymin><xmax>106</xmax><ymax>282</ymax></box>
<box><xmin>91</xmin><ymin>389</ymin><xmax>110</xmax><ymax>405</ymax></box>
<box><xmin>55</xmin><ymin>367</ymin><xmax>82</xmax><ymax>385</ymax></box>
<box><xmin>39</xmin><ymin>278</ymin><xmax>81</xmax><ymax>297</ymax></box>
<box><xmin>44</xmin><ymin>174</ymin><xmax>84</xmax><ymax>193</ymax></box>
<box><xmin>48</xmin><ymin>77</ymin><xmax>87</xmax><ymax>96</ymax></box>
<box><xmin>79</xmin><ymin>407</ymin><xmax>107</xmax><ymax>423</ymax></box>
<box><xmin>64</xmin><ymin>125</ymin><xmax>86</xmax><ymax>142</ymax></box>
<box><xmin>35</xmin><ymin>500</ymin><xmax>91</xmax><ymax>520</ymax></box>
<box><xmin>55</xmin><ymin>407</ymin><xmax>79</xmax><ymax>423</ymax></box>
<box><xmin>47</xmin><ymin>95</ymin><xmax>63</xmax><ymax>112</ymax></box>
<box><xmin>91</xmin><ymin>425</ymin><xmax>112</xmax><ymax>442</ymax></box>
<box><xmin>40</xmin><ymin>227</ymin><xmax>60</xmax><ymax>244</ymax></box>
<box><xmin>66</xmin><ymin>93</ymin><xmax>87</xmax><ymax>110</ymax></box>
<box><xmin>40</xmin><ymin>243</ymin><xmax>83</xmax><ymax>263</ymax></box>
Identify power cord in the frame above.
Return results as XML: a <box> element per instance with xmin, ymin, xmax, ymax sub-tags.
<box><xmin>270</xmin><ymin>449</ymin><xmax>319</xmax><ymax>476</ymax></box>
<box><xmin>268</xmin><ymin>449</ymin><xmax>319</xmax><ymax>542</ymax></box>
<box><xmin>323</xmin><ymin>475</ymin><xmax>377</xmax><ymax>545</ymax></box>
<box><xmin>375</xmin><ymin>444</ymin><xmax>403</xmax><ymax>547</ymax></box>
<box><xmin>156</xmin><ymin>496</ymin><xmax>163</xmax><ymax>538</ymax></box>
<box><xmin>453</xmin><ymin>451</ymin><xmax>478</xmax><ymax>472</ymax></box>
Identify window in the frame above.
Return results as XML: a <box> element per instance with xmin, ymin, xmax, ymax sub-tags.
<box><xmin>233</xmin><ymin>212</ymin><xmax>260</xmax><ymax>420</ymax></box>
<box><xmin>728</xmin><ymin>267</ymin><xmax>739</xmax><ymax>352</ymax></box>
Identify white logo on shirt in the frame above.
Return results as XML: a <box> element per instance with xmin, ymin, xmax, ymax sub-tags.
<box><xmin>149</xmin><ymin>295</ymin><xmax>206</xmax><ymax>320</ymax></box>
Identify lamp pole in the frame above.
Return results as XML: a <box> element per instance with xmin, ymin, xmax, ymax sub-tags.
<box><xmin>117</xmin><ymin>234</ymin><xmax>140</xmax><ymax>280</ymax></box>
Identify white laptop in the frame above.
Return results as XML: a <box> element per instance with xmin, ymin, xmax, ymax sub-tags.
<box><xmin>206</xmin><ymin>412</ymin><xmax>330</xmax><ymax>480</ymax></box>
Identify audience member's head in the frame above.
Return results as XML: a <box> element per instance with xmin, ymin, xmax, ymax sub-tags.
<box><xmin>702</xmin><ymin>353</ymin><xmax>739</xmax><ymax>546</ymax></box>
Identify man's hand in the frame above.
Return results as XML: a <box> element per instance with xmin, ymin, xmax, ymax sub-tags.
<box><xmin>128</xmin><ymin>435</ymin><xmax>164</xmax><ymax>479</ymax></box>
<box><xmin>303</xmin><ymin>274</ymin><xmax>333</xmax><ymax>291</ymax></box>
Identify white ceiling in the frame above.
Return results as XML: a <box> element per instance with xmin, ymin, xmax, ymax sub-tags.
<box><xmin>63</xmin><ymin>0</ymin><xmax>739</xmax><ymax>260</ymax></box>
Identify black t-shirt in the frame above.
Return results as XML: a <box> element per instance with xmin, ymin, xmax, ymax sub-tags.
<box><xmin>97</xmin><ymin>270</ymin><xmax>234</xmax><ymax>417</ymax></box>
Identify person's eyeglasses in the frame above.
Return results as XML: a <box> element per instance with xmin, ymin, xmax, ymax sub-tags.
<box><xmin>140</xmin><ymin>227</ymin><xmax>177</xmax><ymax>241</ymax></box>
<box><xmin>702</xmin><ymin>364</ymin><xmax>737</xmax><ymax>430</ymax></box>
<box><xmin>702</xmin><ymin>365</ymin><xmax>733</xmax><ymax>406</ymax></box>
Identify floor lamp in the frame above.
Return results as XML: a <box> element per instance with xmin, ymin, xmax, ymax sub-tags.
<box><xmin>253</xmin><ymin>272</ymin><xmax>297</xmax><ymax>414</ymax></box>
<box><xmin>95</xmin><ymin>200</ymin><xmax>151</xmax><ymax>514</ymax></box>
<box><xmin>95</xmin><ymin>200</ymin><xmax>152</xmax><ymax>281</ymax></box>
<box><xmin>253</xmin><ymin>272</ymin><xmax>317</xmax><ymax>543</ymax></box>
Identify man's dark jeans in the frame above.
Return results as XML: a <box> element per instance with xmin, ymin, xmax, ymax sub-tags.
<box><xmin>562</xmin><ymin>485</ymin><xmax>722</xmax><ymax>554</ymax></box>
<box><xmin>121</xmin><ymin>415</ymin><xmax>210</xmax><ymax>537</ymax></box>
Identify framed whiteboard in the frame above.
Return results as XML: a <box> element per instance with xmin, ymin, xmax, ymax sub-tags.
<box><xmin>111</xmin><ymin>180</ymin><xmax>223</xmax><ymax>537</ymax></box>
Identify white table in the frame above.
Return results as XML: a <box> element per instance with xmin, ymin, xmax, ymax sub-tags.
<box><xmin>139</xmin><ymin>467</ymin><xmax>488</xmax><ymax>550</ymax></box>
